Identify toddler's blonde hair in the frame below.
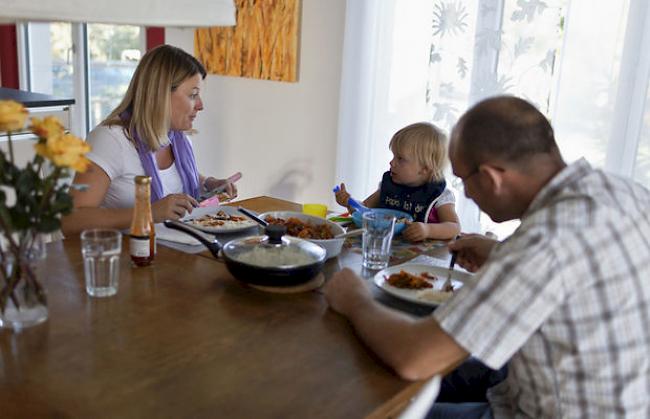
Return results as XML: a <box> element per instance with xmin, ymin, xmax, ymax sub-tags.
<box><xmin>389</xmin><ymin>122</ymin><xmax>447</xmax><ymax>182</ymax></box>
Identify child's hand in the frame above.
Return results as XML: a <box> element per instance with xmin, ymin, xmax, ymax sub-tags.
<box><xmin>402</xmin><ymin>222</ymin><xmax>428</xmax><ymax>242</ymax></box>
<box><xmin>334</xmin><ymin>183</ymin><xmax>351</xmax><ymax>208</ymax></box>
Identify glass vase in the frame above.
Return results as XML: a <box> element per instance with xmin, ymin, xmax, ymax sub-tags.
<box><xmin>0</xmin><ymin>233</ymin><xmax>48</xmax><ymax>330</ymax></box>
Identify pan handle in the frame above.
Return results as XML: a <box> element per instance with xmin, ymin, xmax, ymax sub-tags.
<box><xmin>163</xmin><ymin>220</ymin><xmax>222</xmax><ymax>258</ymax></box>
<box><xmin>238</xmin><ymin>206</ymin><xmax>268</xmax><ymax>227</ymax></box>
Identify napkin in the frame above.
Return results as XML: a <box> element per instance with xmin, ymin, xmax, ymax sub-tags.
<box><xmin>154</xmin><ymin>223</ymin><xmax>202</xmax><ymax>246</ymax></box>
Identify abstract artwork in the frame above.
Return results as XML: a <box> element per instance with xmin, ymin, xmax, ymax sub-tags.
<box><xmin>195</xmin><ymin>0</ymin><xmax>301</xmax><ymax>82</ymax></box>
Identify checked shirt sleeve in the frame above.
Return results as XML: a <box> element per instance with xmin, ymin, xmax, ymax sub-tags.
<box><xmin>433</xmin><ymin>230</ymin><xmax>566</xmax><ymax>370</ymax></box>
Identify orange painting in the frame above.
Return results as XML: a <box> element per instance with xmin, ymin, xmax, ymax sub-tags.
<box><xmin>195</xmin><ymin>0</ymin><xmax>301</xmax><ymax>82</ymax></box>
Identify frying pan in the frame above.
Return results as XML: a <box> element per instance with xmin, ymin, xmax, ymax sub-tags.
<box><xmin>164</xmin><ymin>220</ymin><xmax>326</xmax><ymax>286</ymax></box>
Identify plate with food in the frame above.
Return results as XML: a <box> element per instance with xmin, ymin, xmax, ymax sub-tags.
<box><xmin>181</xmin><ymin>206</ymin><xmax>258</xmax><ymax>234</ymax></box>
<box><xmin>373</xmin><ymin>263</ymin><xmax>472</xmax><ymax>307</ymax></box>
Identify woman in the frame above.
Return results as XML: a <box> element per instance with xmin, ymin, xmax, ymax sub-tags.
<box><xmin>62</xmin><ymin>45</ymin><xmax>236</xmax><ymax>236</ymax></box>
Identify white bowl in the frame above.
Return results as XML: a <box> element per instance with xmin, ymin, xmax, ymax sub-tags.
<box><xmin>258</xmin><ymin>211</ymin><xmax>345</xmax><ymax>259</ymax></box>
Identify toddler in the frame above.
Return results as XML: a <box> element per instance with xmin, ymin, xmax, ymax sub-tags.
<box><xmin>335</xmin><ymin>122</ymin><xmax>460</xmax><ymax>242</ymax></box>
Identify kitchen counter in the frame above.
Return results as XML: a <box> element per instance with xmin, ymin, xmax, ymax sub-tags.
<box><xmin>0</xmin><ymin>87</ymin><xmax>74</xmax><ymax>108</ymax></box>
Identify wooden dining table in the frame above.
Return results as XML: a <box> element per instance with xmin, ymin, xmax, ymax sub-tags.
<box><xmin>0</xmin><ymin>196</ymin><xmax>450</xmax><ymax>418</ymax></box>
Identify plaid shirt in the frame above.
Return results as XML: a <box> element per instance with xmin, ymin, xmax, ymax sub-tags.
<box><xmin>434</xmin><ymin>159</ymin><xmax>650</xmax><ymax>418</ymax></box>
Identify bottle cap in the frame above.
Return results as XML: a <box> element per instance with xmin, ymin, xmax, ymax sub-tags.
<box><xmin>135</xmin><ymin>176</ymin><xmax>151</xmax><ymax>184</ymax></box>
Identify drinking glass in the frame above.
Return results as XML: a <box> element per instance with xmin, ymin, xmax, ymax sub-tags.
<box><xmin>303</xmin><ymin>203</ymin><xmax>328</xmax><ymax>218</ymax></box>
<box><xmin>80</xmin><ymin>229</ymin><xmax>122</xmax><ymax>297</ymax></box>
<box><xmin>362</xmin><ymin>212</ymin><xmax>396</xmax><ymax>270</ymax></box>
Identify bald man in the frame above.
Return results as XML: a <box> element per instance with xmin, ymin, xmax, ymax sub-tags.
<box><xmin>324</xmin><ymin>96</ymin><xmax>650</xmax><ymax>418</ymax></box>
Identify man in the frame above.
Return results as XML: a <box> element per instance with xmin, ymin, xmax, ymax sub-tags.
<box><xmin>324</xmin><ymin>96</ymin><xmax>650</xmax><ymax>418</ymax></box>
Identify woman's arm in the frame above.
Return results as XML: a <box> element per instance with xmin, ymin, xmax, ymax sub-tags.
<box><xmin>62</xmin><ymin>162</ymin><xmax>198</xmax><ymax>236</ymax></box>
<box><xmin>61</xmin><ymin>162</ymin><xmax>133</xmax><ymax>236</ymax></box>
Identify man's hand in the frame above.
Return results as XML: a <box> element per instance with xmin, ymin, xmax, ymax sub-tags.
<box><xmin>323</xmin><ymin>268</ymin><xmax>373</xmax><ymax>316</ymax></box>
<box><xmin>447</xmin><ymin>234</ymin><xmax>498</xmax><ymax>272</ymax></box>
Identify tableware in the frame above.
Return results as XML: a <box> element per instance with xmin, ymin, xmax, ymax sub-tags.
<box><xmin>334</xmin><ymin>229</ymin><xmax>365</xmax><ymax>239</ymax></box>
<box><xmin>181</xmin><ymin>206</ymin><xmax>258</xmax><ymax>234</ymax></box>
<box><xmin>303</xmin><ymin>203</ymin><xmax>328</xmax><ymax>218</ymax></box>
<box><xmin>164</xmin><ymin>220</ymin><xmax>326</xmax><ymax>286</ymax></box>
<box><xmin>199</xmin><ymin>172</ymin><xmax>242</xmax><ymax>201</ymax></box>
<box><xmin>362</xmin><ymin>212</ymin><xmax>396</xmax><ymax>270</ymax></box>
<box><xmin>328</xmin><ymin>215</ymin><xmax>353</xmax><ymax>223</ymax></box>
<box><xmin>258</xmin><ymin>211</ymin><xmax>346</xmax><ymax>259</ymax></box>
<box><xmin>80</xmin><ymin>229</ymin><xmax>122</xmax><ymax>297</ymax></box>
<box><xmin>332</xmin><ymin>185</ymin><xmax>370</xmax><ymax>214</ymax></box>
<box><xmin>374</xmin><ymin>263</ymin><xmax>470</xmax><ymax>307</ymax></box>
<box><xmin>238</xmin><ymin>206</ymin><xmax>269</xmax><ymax>227</ymax></box>
<box><xmin>442</xmin><ymin>237</ymin><xmax>460</xmax><ymax>292</ymax></box>
<box><xmin>352</xmin><ymin>208</ymin><xmax>413</xmax><ymax>235</ymax></box>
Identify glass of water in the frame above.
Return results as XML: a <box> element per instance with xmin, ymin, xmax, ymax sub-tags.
<box><xmin>361</xmin><ymin>212</ymin><xmax>396</xmax><ymax>270</ymax></box>
<box><xmin>80</xmin><ymin>229</ymin><xmax>122</xmax><ymax>297</ymax></box>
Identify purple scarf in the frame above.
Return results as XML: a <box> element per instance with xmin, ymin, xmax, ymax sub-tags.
<box><xmin>120</xmin><ymin>112</ymin><xmax>200</xmax><ymax>201</ymax></box>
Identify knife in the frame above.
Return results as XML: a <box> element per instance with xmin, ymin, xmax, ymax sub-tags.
<box><xmin>199</xmin><ymin>172</ymin><xmax>242</xmax><ymax>201</ymax></box>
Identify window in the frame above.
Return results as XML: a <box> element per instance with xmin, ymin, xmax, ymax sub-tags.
<box><xmin>19</xmin><ymin>22</ymin><xmax>143</xmax><ymax>136</ymax></box>
<box><xmin>338</xmin><ymin>0</ymin><xmax>650</xmax><ymax>240</ymax></box>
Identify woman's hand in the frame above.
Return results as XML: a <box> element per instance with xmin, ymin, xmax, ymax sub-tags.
<box><xmin>152</xmin><ymin>193</ymin><xmax>198</xmax><ymax>222</ymax></box>
<box><xmin>204</xmin><ymin>177</ymin><xmax>238</xmax><ymax>200</ymax></box>
<box><xmin>447</xmin><ymin>234</ymin><xmax>498</xmax><ymax>273</ymax></box>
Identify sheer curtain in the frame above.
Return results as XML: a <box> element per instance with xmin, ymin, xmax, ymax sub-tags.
<box><xmin>337</xmin><ymin>0</ymin><xmax>650</xmax><ymax>237</ymax></box>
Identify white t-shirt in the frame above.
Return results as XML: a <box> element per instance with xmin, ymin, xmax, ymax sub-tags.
<box><xmin>86</xmin><ymin>124</ymin><xmax>184</xmax><ymax>208</ymax></box>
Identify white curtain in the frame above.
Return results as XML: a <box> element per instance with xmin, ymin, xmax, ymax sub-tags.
<box><xmin>337</xmin><ymin>0</ymin><xmax>650</xmax><ymax>236</ymax></box>
<box><xmin>0</xmin><ymin>0</ymin><xmax>236</xmax><ymax>27</ymax></box>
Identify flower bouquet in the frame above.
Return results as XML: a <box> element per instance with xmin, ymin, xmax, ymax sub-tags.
<box><xmin>0</xmin><ymin>100</ymin><xmax>90</xmax><ymax>328</ymax></box>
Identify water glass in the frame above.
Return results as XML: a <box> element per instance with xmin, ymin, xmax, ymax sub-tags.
<box><xmin>303</xmin><ymin>203</ymin><xmax>328</xmax><ymax>218</ymax></box>
<box><xmin>80</xmin><ymin>229</ymin><xmax>122</xmax><ymax>297</ymax></box>
<box><xmin>362</xmin><ymin>212</ymin><xmax>396</xmax><ymax>270</ymax></box>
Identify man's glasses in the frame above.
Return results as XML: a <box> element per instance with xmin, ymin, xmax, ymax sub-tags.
<box><xmin>452</xmin><ymin>166</ymin><xmax>480</xmax><ymax>188</ymax></box>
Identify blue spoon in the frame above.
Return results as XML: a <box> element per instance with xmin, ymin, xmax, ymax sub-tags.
<box><xmin>333</xmin><ymin>185</ymin><xmax>370</xmax><ymax>214</ymax></box>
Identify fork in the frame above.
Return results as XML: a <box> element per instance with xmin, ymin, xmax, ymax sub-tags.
<box><xmin>442</xmin><ymin>236</ymin><xmax>460</xmax><ymax>292</ymax></box>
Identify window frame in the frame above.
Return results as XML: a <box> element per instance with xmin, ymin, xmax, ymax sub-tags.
<box><xmin>16</xmin><ymin>22</ymin><xmax>148</xmax><ymax>137</ymax></box>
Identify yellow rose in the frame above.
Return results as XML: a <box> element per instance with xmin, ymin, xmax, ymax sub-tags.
<box><xmin>34</xmin><ymin>133</ymin><xmax>92</xmax><ymax>173</ymax></box>
<box><xmin>0</xmin><ymin>100</ymin><xmax>28</xmax><ymax>132</ymax></box>
<box><xmin>30</xmin><ymin>116</ymin><xmax>65</xmax><ymax>139</ymax></box>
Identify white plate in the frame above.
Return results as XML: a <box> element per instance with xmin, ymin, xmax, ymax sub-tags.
<box><xmin>181</xmin><ymin>206</ymin><xmax>258</xmax><ymax>234</ymax></box>
<box><xmin>373</xmin><ymin>263</ymin><xmax>472</xmax><ymax>307</ymax></box>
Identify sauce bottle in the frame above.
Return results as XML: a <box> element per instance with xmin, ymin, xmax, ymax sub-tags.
<box><xmin>129</xmin><ymin>175</ymin><xmax>155</xmax><ymax>266</ymax></box>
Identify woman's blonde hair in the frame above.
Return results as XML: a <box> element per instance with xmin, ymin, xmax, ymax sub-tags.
<box><xmin>389</xmin><ymin>122</ymin><xmax>447</xmax><ymax>182</ymax></box>
<box><xmin>103</xmin><ymin>44</ymin><xmax>206</xmax><ymax>151</ymax></box>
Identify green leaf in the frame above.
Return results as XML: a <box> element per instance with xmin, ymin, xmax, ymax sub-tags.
<box><xmin>36</xmin><ymin>216</ymin><xmax>60</xmax><ymax>233</ymax></box>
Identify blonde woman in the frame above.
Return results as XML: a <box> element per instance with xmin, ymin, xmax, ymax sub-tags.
<box><xmin>335</xmin><ymin>122</ymin><xmax>460</xmax><ymax>241</ymax></box>
<box><xmin>62</xmin><ymin>45</ymin><xmax>236</xmax><ymax>235</ymax></box>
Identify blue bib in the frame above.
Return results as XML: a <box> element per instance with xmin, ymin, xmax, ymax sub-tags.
<box><xmin>378</xmin><ymin>171</ymin><xmax>446</xmax><ymax>222</ymax></box>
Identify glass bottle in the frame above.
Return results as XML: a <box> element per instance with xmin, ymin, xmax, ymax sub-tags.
<box><xmin>129</xmin><ymin>175</ymin><xmax>155</xmax><ymax>266</ymax></box>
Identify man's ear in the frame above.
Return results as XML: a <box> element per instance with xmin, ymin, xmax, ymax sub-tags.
<box><xmin>479</xmin><ymin>164</ymin><xmax>506</xmax><ymax>195</ymax></box>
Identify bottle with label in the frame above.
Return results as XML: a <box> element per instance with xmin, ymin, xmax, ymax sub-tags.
<box><xmin>129</xmin><ymin>175</ymin><xmax>155</xmax><ymax>266</ymax></box>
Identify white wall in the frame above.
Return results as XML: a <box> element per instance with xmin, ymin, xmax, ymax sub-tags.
<box><xmin>166</xmin><ymin>0</ymin><xmax>346</xmax><ymax>208</ymax></box>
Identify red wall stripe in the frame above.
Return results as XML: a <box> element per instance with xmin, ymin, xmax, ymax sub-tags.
<box><xmin>0</xmin><ymin>24</ymin><xmax>19</xmax><ymax>89</ymax></box>
<box><xmin>146</xmin><ymin>27</ymin><xmax>165</xmax><ymax>50</ymax></box>
<box><xmin>0</xmin><ymin>25</ymin><xmax>163</xmax><ymax>89</ymax></box>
